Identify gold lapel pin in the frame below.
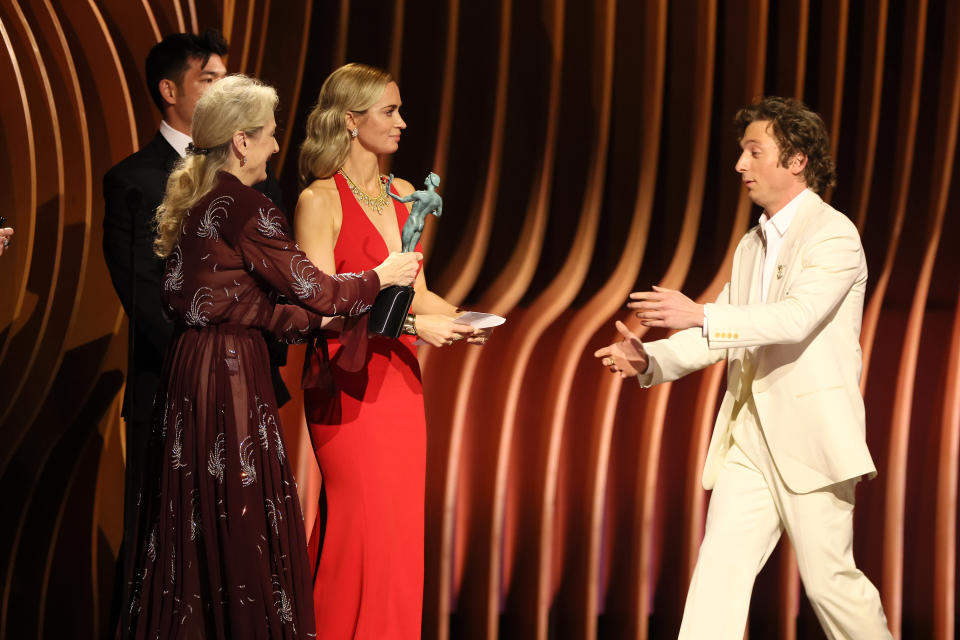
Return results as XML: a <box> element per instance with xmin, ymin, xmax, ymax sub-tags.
<box><xmin>776</xmin><ymin>264</ymin><xmax>785</xmax><ymax>279</ymax></box>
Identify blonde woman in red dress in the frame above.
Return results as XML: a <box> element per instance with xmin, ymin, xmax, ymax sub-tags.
<box><xmin>295</xmin><ymin>63</ymin><xmax>491</xmax><ymax>638</ymax></box>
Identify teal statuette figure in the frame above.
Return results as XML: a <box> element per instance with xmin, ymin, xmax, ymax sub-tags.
<box><xmin>387</xmin><ymin>172</ymin><xmax>442</xmax><ymax>252</ymax></box>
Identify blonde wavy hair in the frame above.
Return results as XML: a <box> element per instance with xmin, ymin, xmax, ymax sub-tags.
<box><xmin>154</xmin><ymin>74</ymin><xmax>278</xmax><ymax>257</ymax></box>
<box><xmin>298</xmin><ymin>63</ymin><xmax>392</xmax><ymax>186</ymax></box>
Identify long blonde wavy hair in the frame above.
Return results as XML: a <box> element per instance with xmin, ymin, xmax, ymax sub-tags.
<box><xmin>298</xmin><ymin>63</ymin><xmax>392</xmax><ymax>186</ymax></box>
<box><xmin>154</xmin><ymin>74</ymin><xmax>278</xmax><ymax>257</ymax></box>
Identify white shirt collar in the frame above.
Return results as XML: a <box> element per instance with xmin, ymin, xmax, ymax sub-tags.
<box><xmin>159</xmin><ymin>120</ymin><xmax>193</xmax><ymax>158</ymax></box>
<box><xmin>758</xmin><ymin>188</ymin><xmax>811</xmax><ymax>243</ymax></box>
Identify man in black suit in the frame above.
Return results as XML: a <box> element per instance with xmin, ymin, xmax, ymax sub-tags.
<box><xmin>102</xmin><ymin>30</ymin><xmax>291</xmax><ymax>620</ymax></box>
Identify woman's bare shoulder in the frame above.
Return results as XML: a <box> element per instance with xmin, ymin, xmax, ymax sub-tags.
<box><xmin>296</xmin><ymin>178</ymin><xmax>343</xmax><ymax>232</ymax></box>
<box><xmin>298</xmin><ymin>178</ymin><xmax>341</xmax><ymax>213</ymax></box>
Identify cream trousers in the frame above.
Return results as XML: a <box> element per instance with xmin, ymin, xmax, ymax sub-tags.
<box><xmin>678</xmin><ymin>398</ymin><xmax>892</xmax><ymax>639</ymax></box>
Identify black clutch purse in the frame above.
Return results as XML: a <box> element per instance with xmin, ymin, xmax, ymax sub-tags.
<box><xmin>367</xmin><ymin>285</ymin><xmax>415</xmax><ymax>338</ymax></box>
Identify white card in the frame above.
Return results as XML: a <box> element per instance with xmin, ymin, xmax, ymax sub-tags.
<box><xmin>453</xmin><ymin>311</ymin><xmax>506</xmax><ymax>329</ymax></box>
<box><xmin>413</xmin><ymin>312</ymin><xmax>506</xmax><ymax>345</ymax></box>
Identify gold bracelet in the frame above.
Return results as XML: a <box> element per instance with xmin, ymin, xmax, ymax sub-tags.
<box><xmin>402</xmin><ymin>313</ymin><xmax>417</xmax><ymax>335</ymax></box>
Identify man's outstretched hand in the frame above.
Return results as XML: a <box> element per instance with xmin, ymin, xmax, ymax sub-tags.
<box><xmin>628</xmin><ymin>285</ymin><xmax>704</xmax><ymax>330</ymax></box>
<box><xmin>594</xmin><ymin>321</ymin><xmax>649</xmax><ymax>378</ymax></box>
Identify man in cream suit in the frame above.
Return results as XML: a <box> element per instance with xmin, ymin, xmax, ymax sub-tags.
<box><xmin>596</xmin><ymin>96</ymin><xmax>891</xmax><ymax>639</ymax></box>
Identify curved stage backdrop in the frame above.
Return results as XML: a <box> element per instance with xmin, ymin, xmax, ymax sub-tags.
<box><xmin>1</xmin><ymin>1</ymin><xmax>959</xmax><ymax>638</ymax></box>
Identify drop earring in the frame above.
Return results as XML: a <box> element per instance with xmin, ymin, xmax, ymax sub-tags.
<box><xmin>241</xmin><ymin>155</ymin><xmax>247</xmax><ymax>167</ymax></box>
<box><xmin>351</xmin><ymin>128</ymin><xmax>358</xmax><ymax>138</ymax></box>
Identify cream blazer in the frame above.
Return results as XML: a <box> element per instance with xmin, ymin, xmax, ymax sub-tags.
<box><xmin>638</xmin><ymin>191</ymin><xmax>876</xmax><ymax>493</ymax></box>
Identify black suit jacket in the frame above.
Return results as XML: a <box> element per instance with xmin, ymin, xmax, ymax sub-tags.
<box><xmin>103</xmin><ymin>132</ymin><xmax>291</xmax><ymax>423</ymax></box>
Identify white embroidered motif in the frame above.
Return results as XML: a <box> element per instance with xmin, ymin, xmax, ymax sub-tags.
<box><xmin>330</xmin><ymin>271</ymin><xmax>364</xmax><ymax>282</ymax></box>
<box><xmin>255</xmin><ymin>397</ymin><xmax>276</xmax><ymax>451</ymax></box>
<box><xmin>239</xmin><ymin>436</ymin><xmax>257</xmax><ymax>487</ymax></box>
<box><xmin>197</xmin><ymin>195</ymin><xmax>233</xmax><ymax>240</ymax></box>
<box><xmin>163</xmin><ymin>246</ymin><xmax>184</xmax><ymax>291</ymax></box>
<box><xmin>272</xmin><ymin>576</ymin><xmax>294</xmax><ymax>624</ymax></box>
<box><xmin>185</xmin><ymin>287</ymin><xmax>214</xmax><ymax>326</ymax></box>
<box><xmin>146</xmin><ymin>525</ymin><xmax>158</xmax><ymax>562</ymax></box>
<box><xmin>207</xmin><ymin>433</ymin><xmax>225</xmax><ymax>482</ymax></box>
<box><xmin>265</xmin><ymin>498</ymin><xmax>282</xmax><ymax>535</ymax></box>
<box><xmin>128</xmin><ymin>589</ymin><xmax>141</xmax><ymax>617</ymax></box>
<box><xmin>348</xmin><ymin>300</ymin><xmax>373</xmax><ymax>316</ymax></box>
<box><xmin>171</xmin><ymin>414</ymin><xmax>186</xmax><ymax>469</ymax></box>
<box><xmin>128</xmin><ymin>568</ymin><xmax>146</xmax><ymax>617</ymax></box>
<box><xmin>258</xmin><ymin>419</ymin><xmax>269</xmax><ymax>450</ymax></box>
<box><xmin>161</xmin><ymin>400</ymin><xmax>170</xmax><ymax>438</ymax></box>
<box><xmin>274</xmin><ymin>426</ymin><xmax>286</xmax><ymax>465</ymax></box>
<box><xmin>290</xmin><ymin>255</ymin><xmax>321</xmax><ymax>299</ymax></box>
<box><xmin>257</xmin><ymin>207</ymin><xmax>284</xmax><ymax>238</ymax></box>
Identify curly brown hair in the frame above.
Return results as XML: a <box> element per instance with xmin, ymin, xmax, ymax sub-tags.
<box><xmin>734</xmin><ymin>96</ymin><xmax>836</xmax><ymax>193</ymax></box>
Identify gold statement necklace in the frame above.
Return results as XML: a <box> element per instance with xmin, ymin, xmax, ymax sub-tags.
<box><xmin>338</xmin><ymin>168</ymin><xmax>390</xmax><ymax>214</ymax></box>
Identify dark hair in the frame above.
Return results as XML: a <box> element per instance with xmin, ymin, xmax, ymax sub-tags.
<box><xmin>734</xmin><ymin>96</ymin><xmax>836</xmax><ymax>193</ymax></box>
<box><xmin>145</xmin><ymin>29</ymin><xmax>229</xmax><ymax>112</ymax></box>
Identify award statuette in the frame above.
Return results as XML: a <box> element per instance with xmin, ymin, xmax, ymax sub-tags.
<box><xmin>368</xmin><ymin>172</ymin><xmax>444</xmax><ymax>338</ymax></box>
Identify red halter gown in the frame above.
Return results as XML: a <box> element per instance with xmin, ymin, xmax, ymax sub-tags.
<box><xmin>304</xmin><ymin>173</ymin><xmax>425</xmax><ymax>639</ymax></box>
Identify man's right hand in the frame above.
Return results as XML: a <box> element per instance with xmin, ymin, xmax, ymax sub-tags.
<box><xmin>594</xmin><ymin>320</ymin><xmax>649</xmax><ymax>378</ymax></box>
<box><xmin>373</xmin><ymin>251</ymin><xmax>422</xmax><ymax>288</ymax></box>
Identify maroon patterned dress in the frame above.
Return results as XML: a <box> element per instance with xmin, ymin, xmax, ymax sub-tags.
<box><xmin>117</xmin><ymin>171</ymin><xmax>379</xmax><ymax>639</ymax></box>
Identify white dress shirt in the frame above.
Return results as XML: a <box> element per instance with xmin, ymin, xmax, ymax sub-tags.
<box><xmin>756</xmin><ymin>188</ymin><xmax>810</xmax><ymax>303</ymax></box>
<box><xmin>159</xmin><ymin>120</ymin><xmax>192</xmax><ymax>158</ymax></box>
<box><xmin>702</xmin><ymin>187</ymin><xmax>812</xmax><ymax>335</ymax></box>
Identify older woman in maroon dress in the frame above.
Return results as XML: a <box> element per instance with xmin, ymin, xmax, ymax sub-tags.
<box><xmin>116</xmin><ymin>75</ymin><xmax>421</xmax><ymax>639</ymax></box>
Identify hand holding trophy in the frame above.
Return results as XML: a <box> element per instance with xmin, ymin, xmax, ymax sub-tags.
<box><xmin>368</xmin><ymin>172</ymin><xmax>444</xmax><ymax>337</ymax></box>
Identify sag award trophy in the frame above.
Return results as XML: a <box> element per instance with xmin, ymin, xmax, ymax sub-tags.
<box><xmin>368</xmin><ymin>172</ymin><xmax>443</xmax><ymax>337</ymax></box>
